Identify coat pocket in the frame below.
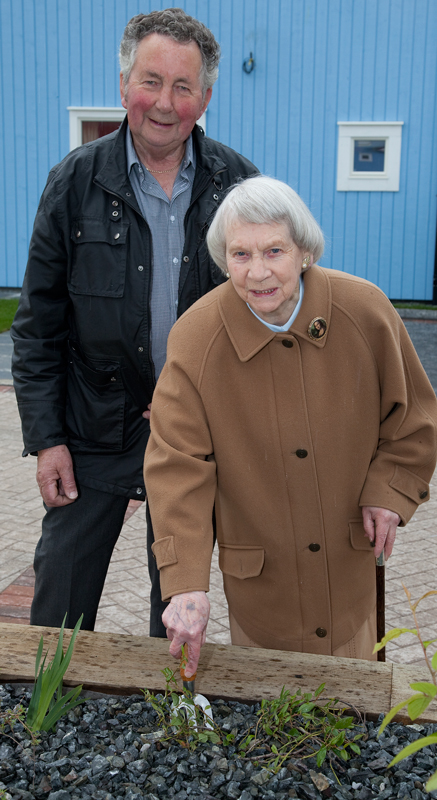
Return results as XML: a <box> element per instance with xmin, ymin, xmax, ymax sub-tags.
<box><xmin>219</xmin><ymin>544</ymin><xmax>265</xmax><ymax>579</ymax></box>
<box><xmin>69</xmin><ymin>218</ymin><xmax>129</xmax><ymax>297</ymax></box>
<box><xmin>349</xmin><ymin>519</ymin><xmax>374</xmax><ymax>551</ymax></box>
<box><xmin>66</xmin><ymin>344</ymin><xmax>125</xmax><ymax>450</ymax></box>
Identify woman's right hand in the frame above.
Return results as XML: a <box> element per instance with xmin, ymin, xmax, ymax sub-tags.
<box><xmin>162</xmin><ymin>591</ymin><xmax>210</xmax><ymax>678</ymax></box>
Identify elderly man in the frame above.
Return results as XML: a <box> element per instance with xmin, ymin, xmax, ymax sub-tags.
<box><xmin>11</xmin><ymin>8</ymin><xmax>257</xmax><ymax>635</ymax></box>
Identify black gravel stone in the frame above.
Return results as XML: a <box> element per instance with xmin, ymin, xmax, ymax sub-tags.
<box><xmin>1</xmin><ymin>685</ymin><xmax>437</xmax><ymax>800</ymax></box>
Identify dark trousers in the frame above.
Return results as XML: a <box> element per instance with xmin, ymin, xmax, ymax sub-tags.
<box><xmin>30</xmin><ymin>484</ymin><xmax>168</xmax><ymax>636</ymax></box>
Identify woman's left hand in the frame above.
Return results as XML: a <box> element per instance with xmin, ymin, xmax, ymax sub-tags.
<box><xmin>362</xmin><ymin>506</ymin><xmax>401</xmax><ymax>559</ymax></box>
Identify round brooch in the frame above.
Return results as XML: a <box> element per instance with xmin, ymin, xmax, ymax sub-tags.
<box><xmin>308</xmin><ymin>317</ymin><xmax>327</xmax><ymax>340</ymax></box>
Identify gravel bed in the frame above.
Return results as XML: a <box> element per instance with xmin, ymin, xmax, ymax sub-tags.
<box><xmin>1</xmin><ymin>683</ymin><xmax>437</xmax><ymax>800</ymax></box>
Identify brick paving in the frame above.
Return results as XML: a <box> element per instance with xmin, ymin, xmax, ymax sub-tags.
<box><xmin>1</xmin><ymin>316</ymin><xmax>437</xmax><ymax>665</ymax></box>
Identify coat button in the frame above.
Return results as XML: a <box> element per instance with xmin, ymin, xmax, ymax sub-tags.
<box><xmin>76</xmin><ymin>231</ymin><xmax>81</xmax><ymax>238</ymax></box>
<box><xmin>136</xmin><ymin>487</ymin><xmax>143</xmax><ymax>495</ymax></box>
<box><xmin>183</xmin><ymin>255</ymin><xmax>189</xmax><ymax>263</ymax></box>
<box><xmin>296</xmin><ymin>449</ymin><xmax>308</xmax><ymax>458</ymax></box>
<box><xmin>419</xmin><ymin>490</ymin><xmax>428</xmax><ymax>499</ymax></box>
<box><xmin>309</xmin><ymin>543</ymin><xmax>320</xmax><ymax>552</ymax></box>
<box><xmin>282</xmin><ymin>339</ymin><xmax>293</xmax><ymax>348</ymax></box>
<box><xmin>112</xmin><ymin>200</ymin><xmax>119</xmax><ymax>206</ymax></box>
<box><xmin>138</xmin><ymin>265</ymin><xmax>144</xmax><ymax>271</ymax></box>
<box><xmin>114</xmin><ymin>233</ymin><xmax>120</xmax><ymax>240</ymax></box>
<box><xmin>213</xmin><ymin>193</ymin><xmax>219</xmax><ymax>200</ymax></box>
<box><xmin>138</xmin><ymin>346</ymin><xmax>144</xmax><ymax>352</ymax></box>
<box><xmin>112</xmin><ymin>210</ymin><xmax>119</xmax><ymax>217</ymax></box>
<box><xmin>316</xmin><ymin>627</ymin><xmax>327</xmax><ymax>638</ymax></box>
<box><xmin>110</xmin><ymin>376</ymin><xmax>116</xmax><ymax>382</ymax></box>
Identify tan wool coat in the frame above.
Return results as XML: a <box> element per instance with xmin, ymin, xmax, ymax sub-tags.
<box><xmin>144</xmin><ymin>267</ymin><xmax>437</xmax><ymax>655</ymax></box>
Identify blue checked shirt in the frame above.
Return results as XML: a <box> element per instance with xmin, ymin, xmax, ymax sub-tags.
<box><xmin>126</xmin><ymin>127</ymin><xmax>196</xmax><ymax>379</ymax></box>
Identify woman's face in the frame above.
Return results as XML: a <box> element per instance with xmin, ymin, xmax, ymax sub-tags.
<box><xmin>225</xmin><ymin>220</ymin><xmax>309</xmax><ymax>326</ymax></box>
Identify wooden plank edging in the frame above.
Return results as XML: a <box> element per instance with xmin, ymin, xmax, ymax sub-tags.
<box><xmin>0</xmin><ymin>623</ymin><xmax>435</xmax><ymax>723</ymax></box>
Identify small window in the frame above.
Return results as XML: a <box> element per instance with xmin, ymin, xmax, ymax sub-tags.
<box><xmin>68</xmin><ymin>107</ymin><xmax>127</xmax><ymax>151</ymax></box>
<box><xmin>353</xmin><ymin>139</ymin><xmax>386</xmax><ymax>172</ymax></box>
<box><xmin>337</xmin><ymin>122</ymin><xmax>403</xmax><ymax>191</ymax></box>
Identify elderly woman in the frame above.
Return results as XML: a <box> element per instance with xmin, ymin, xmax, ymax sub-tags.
<box><xmin>144</xmin><ymin>176</ymin><xmax>437</xmax><ymax>676</ymax></box>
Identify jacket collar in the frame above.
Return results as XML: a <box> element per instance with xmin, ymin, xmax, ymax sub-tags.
<box><xmin>93</xmin><ymin>117</ymin><xmax>228</xmax><ymax>207</ymax></box>
<box><xmin>218</xmin><ymin>266</ymin><xmax>332</xmax><ymax>362</ymax></box>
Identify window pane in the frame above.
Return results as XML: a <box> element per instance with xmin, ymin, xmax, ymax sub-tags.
<box><xmin>353</xmin><ymin>139</ymin><xmax>385</xmax><ymax>172</ymax></box>
<box><xmin>82</xmin><ymin>120</ymin><xmax>121</xmax><ymax>144</ymax></box>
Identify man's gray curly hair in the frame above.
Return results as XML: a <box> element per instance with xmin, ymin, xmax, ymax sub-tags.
<box><xmin>119</xmin><ymin>8</ymin><xmax>220</xmax><ymax>97</ymax></box>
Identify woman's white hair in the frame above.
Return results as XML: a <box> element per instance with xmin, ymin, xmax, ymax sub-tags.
<box><xmin>207</xmin><ymin>176</ymin><xmax>325</xmax><ymax>274</ymax></box>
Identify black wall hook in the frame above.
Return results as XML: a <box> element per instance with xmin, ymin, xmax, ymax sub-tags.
<box><xmin>243</xmin><ymin>52</ymin><xmax>255</xmax><ymax>74</ymax></box>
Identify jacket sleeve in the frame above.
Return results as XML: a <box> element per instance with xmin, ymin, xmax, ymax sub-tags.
<box><xmin>11</xmin><ymin>170</ymin><xmax>72</xmax><ymax>455</ymax></box>
<box><xmin>359</xmin><ymin>309</ymin><xmax>437</xmax><ymax>524</ymax></box>
<box><xmin>144</xmin><ymin>346</ymin><xmax>216</xmax><ymax>600</ymax></box>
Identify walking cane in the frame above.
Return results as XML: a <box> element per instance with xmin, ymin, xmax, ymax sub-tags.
<box><xmin>376</xmin><ymin>551</ymin><xmax>385</xmax><ymax>662</ymax></box>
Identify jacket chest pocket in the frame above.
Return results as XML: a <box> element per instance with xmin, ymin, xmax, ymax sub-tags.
<box><xmin>69</xmin><ymin>218</ymin><xmax>129</xmax><ymax>297</ymax></box>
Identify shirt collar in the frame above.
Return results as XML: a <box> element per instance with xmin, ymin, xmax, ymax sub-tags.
<box><xmin>247</xmin><ymin>275</ymin><xmax>304</xmax><ymax>332</ymax></box>
<box><xmin>125</xmin><ymin>125</ymin><xmax>194</xmax><ymax>176</ymax></box>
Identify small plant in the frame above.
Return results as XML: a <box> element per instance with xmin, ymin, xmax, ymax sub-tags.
<box><xmin>25</xmin><ymin>613</ymin><xmax>85</xmax><ymax>732</ymax></box>
<box><xmin>374</xmin><ymin>585</ymin><xmax>437</xmax><ymax>791</ymax></box>
<box><xmin>238</xmin><ymin>684</ymin><xmax>363</xmax><ymax>773</ymax></box>
<box><xmin>143</xmin><ymin>666</ymin><xmax>220</xmax><ymax>749</ymax></box>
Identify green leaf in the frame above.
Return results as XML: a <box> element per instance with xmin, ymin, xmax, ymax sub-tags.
<box><xmin>373</xmin><ymin>627</ymin><xmax>417</xmax><ymax>653</ymax></box>
<box><xmin>377</xmin><ymin>695</ymin><xmax>420</xmax><ymax>736</ymax></box>
<box><xmin>407</xmin><ymin>693</ymin><xmax>433</xmax><ymax>720</ymax></box>
<box><xmin>350</xmin><ymin>743</ymin><xmax>361</xmax><ymax>755</ymax></box>
<box><xmin>389</xmin><ymin>733</ymin><xmax>437</xmax><ymax>767</ymax></box>
<box><xmin>432</xmin><ymin>651</ymin><xmax>437</xmax><ymax>671</ymax></box>
<box><xmin>425</xmin><ymin>770</ymin><xmax>437</xmax><ymax>792</ymax></box>
<box><xmin>316</xmin><ymin>746</ymin><xmax>327</xmax><ymax>767</ymax></box>
<box><xmin>409</xmin><ymin>682</ymin><xmax>437</xmax><ymax>697</ymax></box>
<box><xmin>422</xmin><ymin>638</ymin><xmax>437</xmax><ymax>649</ymax></box>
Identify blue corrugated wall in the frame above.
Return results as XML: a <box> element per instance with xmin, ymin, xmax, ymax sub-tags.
<box><xmin>1</xmin><ymin>0</ymin><xmax>436</xmax><ymax>298</ymax></box>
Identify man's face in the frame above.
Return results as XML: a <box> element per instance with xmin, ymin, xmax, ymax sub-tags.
<box><xmin>120</xmin><ymin>33</ymin><xmax>212</xmax><ymax>158</ymax></box>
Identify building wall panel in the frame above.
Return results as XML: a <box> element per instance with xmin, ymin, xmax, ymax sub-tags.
<box><xmin>1</xmin><ymin>0</ymin><xmax>436</xmax><ymax>299</ymax></box>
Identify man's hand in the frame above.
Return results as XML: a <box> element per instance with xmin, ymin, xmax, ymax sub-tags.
<box><xmin>162</xmin><ymin>591</ymin><xmax>210</xmax><ymax>678</ymax></box>
<box><xmin>362</xmin><ymin>506</ymin><xmax>401</xmax><ymax>559</ymax></box>
<box><xmin>123</xmin><ymin>499</ymin><xmax>144</xmax><ymax>524</ymax></box>
<box><xmin>36</xmin><ymin>445</ymin><xmax>78</xmax><ymax>507</ymax></box>
<box><xmin>142</xmin><ymin>403</ymin><xmax>152</xmax><ymax>420</ymax></box>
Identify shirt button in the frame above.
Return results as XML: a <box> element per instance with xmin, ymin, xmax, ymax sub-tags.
<box><xmin>136</xmin><ymin>487</ymin><xmax>143</xmax><ymax>495</ymax></box>
<box><xmin>170</xmin><ymin>215</ymin><xmax>175</xmax><ymax>222</ymax></box>
<box><xmin>282</xmin><ymin>339</ymin><xmax>293</xmax><ymax>348</ymax></box>
<box><xmin>296</xmin><ymin>449</ymin><xmax>308</xmax><ymax>458</ymax></box>
<box><xmin>138</xmin><ymin>346</ymin><xmax>144</xmax><ymax>352</ymax></box>
<box><xmin>183</xmin><ymin>256</ymin><xmax>189</xmax><ymax>263</ymax></box>
<box><xmin>309</xmin><ymin>543</ymin><xmax>321</xmax><ymax>552</ymax></box>
<box><xmin>173</xmin><ymin>257</ymin><xmax>178</xmax><ymax>264</ymax></box>
<box><xmin>419</xmin><ymin>490</ymin><xmax>428</xmax><ymax>499</ymax></box>
<box><xmin>316</xmin><ymin>627</ymin><xmax>327</xmax><ymax>638</ymax></box>
<box><xmin>138</xmin><ymin>265</ymin><xmax>144</xmax><ymax>271</ymax></box>
<box><xmin>112</xmin><ymin>200</ymin><xmax>119</xmax><ymax>207</ymax></box>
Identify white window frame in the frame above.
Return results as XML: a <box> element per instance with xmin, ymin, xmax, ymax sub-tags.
<box><xmin>336</xmin><ymin>122</ymin><xmax>403</xmax><ymax>191</ymax></box>
<box><xmin>68</xmin><ymin>107</ymin><xmax>127</xmax><ymax>151</ymax></box>
<box><xmin>68</xmin><ymin>106</ymin><xmax>207</xmax><ymax>151</ymax></box>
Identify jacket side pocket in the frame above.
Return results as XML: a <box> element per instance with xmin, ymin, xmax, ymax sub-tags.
<box><xmin>349</xmin><ymin>519</ymin><xmax>374</xmax><ymax>551</ymax></box>
<box><xmin>219</xmin><ymin>544</ymin><xmax>265</xmax><ymax>579</ymax></box>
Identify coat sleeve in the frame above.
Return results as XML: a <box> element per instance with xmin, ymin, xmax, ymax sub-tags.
<box><xmin>358</xmin><ymin>310</ymin><xmax>437</xmax><ymax>525</ymax></box>
<box><xmin>11</xmin><ymin>169</ymin><xmax>72</xmax><ymax>455</ymax></box>
<box><xmin>144</xmin><ymin>344</ymin><xmax>216</xmax><ymax>601</ymax></box>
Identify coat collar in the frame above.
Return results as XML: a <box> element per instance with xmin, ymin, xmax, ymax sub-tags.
<box><xmin>218</xmin><ymin>266</ymin><xmax>332</xmax><ymax>362</ymax></box>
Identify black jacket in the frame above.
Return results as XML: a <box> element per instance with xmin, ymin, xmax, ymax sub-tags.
<box><xmin>11</xmin><ymin>118</ymin><xmax>257</xmax><ymax>497</ymax></box>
